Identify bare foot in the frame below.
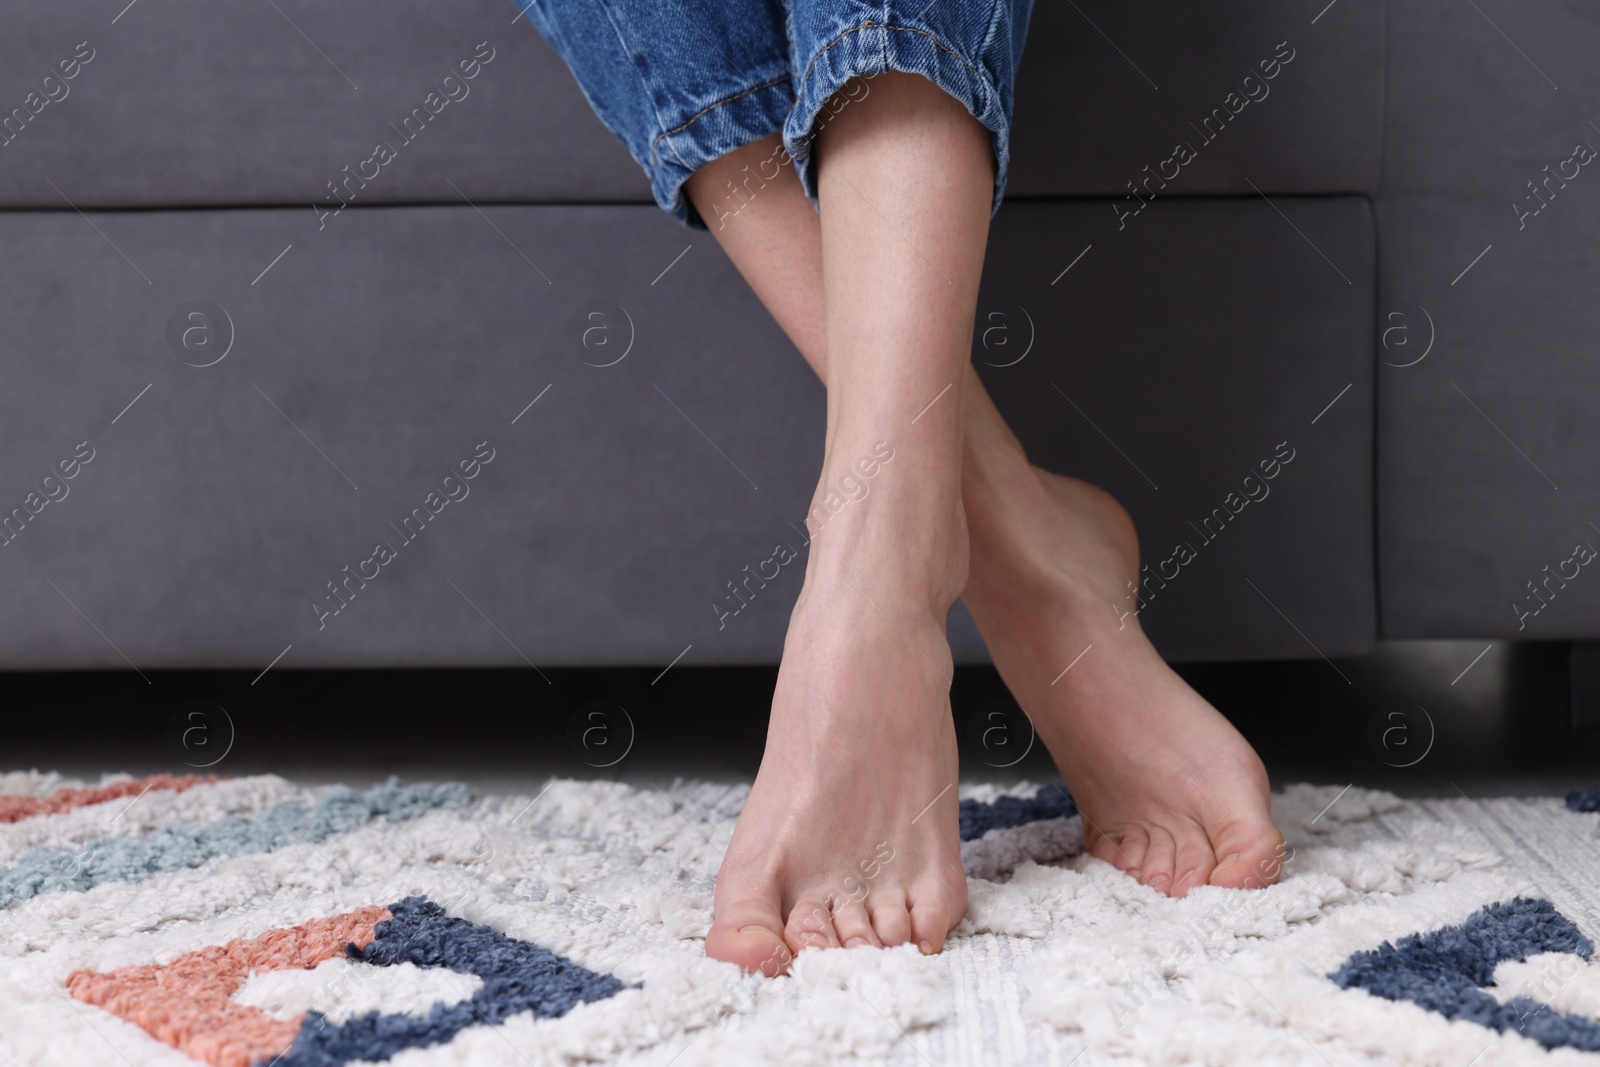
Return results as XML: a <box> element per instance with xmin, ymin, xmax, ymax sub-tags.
<box><xmin>705</xmin><ymin>521</ymin><xmax>970</xmax><ymax>974</ymax></box>
<box><xmin>963</xmin><ymin>460</ymin><xmax>1286</xmax><ymax>897</ymax></box>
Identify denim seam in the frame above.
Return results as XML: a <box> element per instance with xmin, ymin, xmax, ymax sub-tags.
<box><xmin>793</xmin><ymin>20</ymin><xmax>986</xmax><ymax>110</ymax></box>
<box><xmin>648</xmin><ymin>74</ymin><xmax>794</xmax><ymax>154</ymax></box>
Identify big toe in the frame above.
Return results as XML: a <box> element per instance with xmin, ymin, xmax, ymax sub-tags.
<box><xmin>707</xmin><ymin>897</ymin><xmax>793</xmax><ymax>977</ymax></box>
<box><xmin>1206</xmin><ymin>813</ymin><xmax>1287</xmax><ymax>890</ymax></box>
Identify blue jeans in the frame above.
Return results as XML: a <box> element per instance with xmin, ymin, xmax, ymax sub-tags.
<box><xmin>514</xmin><ymin>0</ymin><xmax>1034</xmax><ymax>229</ymax></box>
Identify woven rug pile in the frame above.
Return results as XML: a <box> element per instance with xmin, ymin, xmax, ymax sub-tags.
<box><xmin>3</xmin><ymin>772</ymin><xmax>1600</xmax><ymax>1066</ymax></box>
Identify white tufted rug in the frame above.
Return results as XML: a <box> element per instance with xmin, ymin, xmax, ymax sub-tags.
<box><xmin>1</xmin><ymin>771</ymin><xmax>1599</xmax><ymax>1066</ymax></box>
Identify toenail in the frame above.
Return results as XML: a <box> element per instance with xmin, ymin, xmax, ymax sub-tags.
<box><xmin>918</xmin><ymin>940</ymin><xmax>934</xmax><ymax>955</ymax></box>
<box><xmin>844</xmin><ymin>937</ymin><xmax>872</xmax><ymax>949</ymax></box>
<box><xmin>1216</xmin><ymin>852</ymin><xmax>1241</xmax><ymax>868</ymax></box>
<box><xmin>1148</xmin><ymin>874</ymin><xmax>1169</xmax><ymax>887</ymax></box>
<box><xmin>738</xmin><ymin>925</ymin><xmax>786</xmax><ymax>946</ymax></box>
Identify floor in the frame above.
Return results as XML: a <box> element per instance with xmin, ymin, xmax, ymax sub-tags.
<box><xmin>6</xmin><ymin>639</ymin><xmax>1596</xmax><ymax>801</ymax></box>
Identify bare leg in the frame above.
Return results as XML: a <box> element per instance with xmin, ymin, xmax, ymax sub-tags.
<box><xmin>690</xmin><ymin>120</ymin><xmax>1283</xmax><ymax>933</ymax></box>
<box><xmin>701</xmin><ymin>73</ymin><xmax>990</xmax><ymax>974</ymax></box>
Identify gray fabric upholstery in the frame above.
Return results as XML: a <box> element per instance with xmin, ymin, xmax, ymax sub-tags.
<box><xmin>25</xmin><ymin>0</ymin><xmax>1597</xmax><ymax>668</ymax></box>
<box><xmin>1007</xmin><ymin>2</ymin><xmax>1385</xmax><ymax>198</ymax></box>
<box><xmin>1376</xmin><ymin>1</ymin><xmax>1600</xmax><ymax>638</ymax></box>
<box><xmin>0</xmin><ymin>2</ymin><xmax>646</xmax><ymax>208</ymax></box>
<box><xmin>0</xmin><ymin>199</ymin><xmax>1373</xmax><ymax>668</ymax></box>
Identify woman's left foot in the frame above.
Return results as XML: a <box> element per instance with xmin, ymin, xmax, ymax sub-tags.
<box><xmin>962</xmin><ymin>461</ymin><xmax>1287</xmax><ymax>897</ymax></box>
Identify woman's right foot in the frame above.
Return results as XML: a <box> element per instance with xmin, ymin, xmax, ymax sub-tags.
<box><xmin>704</xmin><ymin>467</ymin><xmax>971</xmax><ymax>975</ymax></box>
<box><xmin>962</xmin><ymin>457</ymin><xmax>1287</xmax><ymax>897</ymax></box>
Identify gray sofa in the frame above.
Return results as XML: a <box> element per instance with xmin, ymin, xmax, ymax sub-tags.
<box><xmin>0</xmin><ymin>1</ymin><xmax>1589</xmax><ymax>673</ymax></box>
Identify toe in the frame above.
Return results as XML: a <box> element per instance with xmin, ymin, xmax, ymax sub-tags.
<box><xmin>785</xmin><ymin>894</ymin><xmax>842</xmax><ymax>956</ymax></box>
<box><xmin>1207</xmin><ymin>813</ymin><xmax>1288</xmax><ymax>890</ymax></box>
<box><xmin>1139</xmin><ymin>825</ymin><xmax>1177</xmax><ymax>893</ymax></box>
<box><xmin>871</xmin><ymin>893</ymin><xmax>913</xmax><ymax>947</ymax></box>
<box><xmin>908</xmin><ymin>897</ymin><xmax>953</xmax><ymax>956</ymax></box>
<box><xmin>1169</xmin><ymin>823</ymin><xmax>1217</xmax><ymax>897</ymax></box>
<box><xmin>831</xmin><ymin>897</ymin><xmax>881</xmax><ymax>949</ymax></box>
<box><xmin>1090</xmin><ymin>823</ymin><xmax>1149</xmax><ymax>882</ymax></box>
<box><xmin>707</xmin><ymin>895</ymin><xmax>794</xmax><ymax>977</ymax></box>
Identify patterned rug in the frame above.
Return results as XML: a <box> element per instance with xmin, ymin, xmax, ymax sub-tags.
<box><xmin>3</xmin><ymin>772</ymin><xmax>1600</xmax><ymax>1067</ymax></box>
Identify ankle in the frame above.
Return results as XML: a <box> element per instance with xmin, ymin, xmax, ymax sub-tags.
<box><xmin>802</xmin><ymin>495</ymin><xmax>968</xmax><ymax>619</ymax></box>
<box><xmin>962</xmin><ymin>470</ymin><xmax>1141</xmax><ymax>630</ymax></box>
